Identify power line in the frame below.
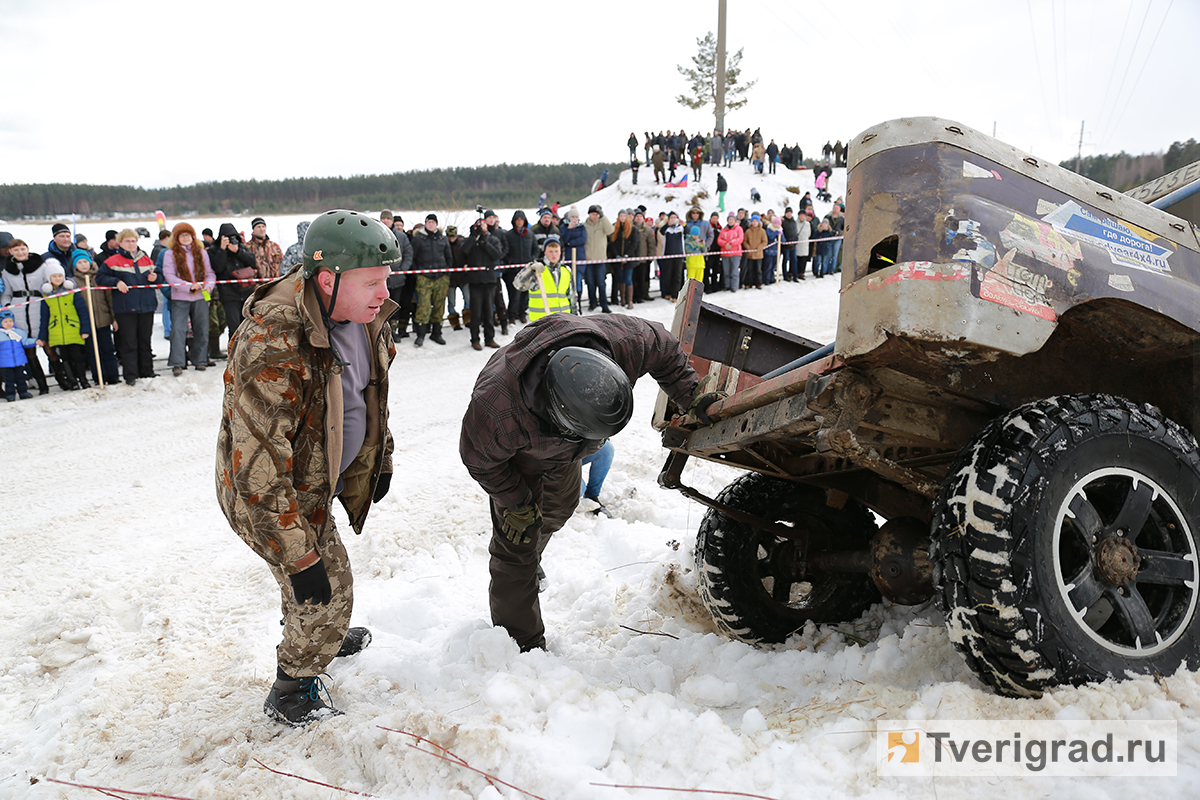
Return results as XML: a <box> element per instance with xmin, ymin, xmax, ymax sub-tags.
<box><xmin>1098</xmin><ymin>0</ymin><xmax>1157</xmax><ymax>145</ymax></box>
<box><xmin>1106</xmin><ymin>0</ymin><xmax>1175</xmax><ymax>149</ymax></box>
<box><xmin>1093</xmin><ymin>0</ymin><xmax>1138</xmax><ymax>148</ymax></box>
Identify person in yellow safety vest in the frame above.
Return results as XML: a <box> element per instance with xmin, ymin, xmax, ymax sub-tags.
<box><xmin>513</xmin><ymin>235</ymin><xmax>579</xmax><ymax>321</ymax></box>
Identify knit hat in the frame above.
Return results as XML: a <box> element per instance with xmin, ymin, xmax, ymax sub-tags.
<box><xmin>45</xmin><ymin>261</ymin><xmax>65</xmax><ymax>278</ymax></box>
<box><xmin>751</xmin><ymin>213</ymin><xmax>761</xmax><ymax>222</ymax></box>
<box><xmin>483</xmin><ymin>209</ymin><xmax>497</xmax><ymax>219</ymax></box>
<box><xmin>727</xmin><ymin>212</ymin><xmax>737</xmax><ymax>220</ymax></box>
<box><xmin>0</xmin><ymin>308</ymin><xmax>14</xmax><ymax>323</ymax></box>
<box><xmin>588</xmin><ymin>204</ymin><xmax>601</xmax><ymax>215</ymax></box>
<box><xmin>70</xmin><ymin>248</ymin><xmax>92</xmax><ymax>268</ymax></box>
<box><xmin>201</xmin><ymin>228</ymin><xmax>214</xmax><ymax>237</ymax></box>
<box><xmin>539</xmin><ymin>209</ymin><xmax>552</xmax><ymax>219</ymax></box>
<box><xmin>251</xmin><ymin>217</ymin><xmax>266</xmax><ymax>229</ymax></box>
<box><xmin>75</xmin><ymin>233</ymin><xmax>88</xmax><ymax>243</ymax></box>
<box><xmin>51</xmin><ymin>222</ymin><xmax>71</xmax><ymax>236</ymax></box>
<box><xmin>426</xmin><ymin>213</ymin><xmax>438</xmax><ymax>223</ymax></box>
<box><xmin>0</xmin><ymin>232</ymin><xmax>12</xmax><ymax>248</ymax></box>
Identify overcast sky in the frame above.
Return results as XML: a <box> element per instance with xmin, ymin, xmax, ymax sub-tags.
<box><xmin>2</xmin><ymin>0</ymin><xmax>1192</xmax><ymax>189</ymax></box>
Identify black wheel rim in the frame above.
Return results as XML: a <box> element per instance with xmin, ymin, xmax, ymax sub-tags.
<box><xmin>1054</xmin><ymin>468</ymin><xmax>1199</xmax><ymax>656</ymax></box>
<box><xmin>752</xmin><ymin>515</ymin><xmax>839</xmax><ymax>612</ymax></box>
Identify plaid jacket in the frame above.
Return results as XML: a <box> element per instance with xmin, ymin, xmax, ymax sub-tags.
<box><xmin>460</xmin><ymin>314</ymin><xmax>698</xmax><ymax>509</ymax></box>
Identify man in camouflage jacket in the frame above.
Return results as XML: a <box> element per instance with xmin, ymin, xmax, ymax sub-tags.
<box><xmin>216</xmin><ymin>210</ymin><xmax>399</xmax><ymax>726</ymax></box>
<box><xmin>246</xmin><ymin>216</ymin><xmax>284</xmax><ymax>280</ymax></box>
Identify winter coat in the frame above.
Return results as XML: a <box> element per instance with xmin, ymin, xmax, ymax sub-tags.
<box><xmin>812</xmin><ymin>227</ymin><xmax>834</xmax><ymax>257</ymax></box>
<box><xmin>70</xmin><ymin>263</ymin><xmax>115</xmax><ymax>328</ymax></box>
<box><xmin>607</xmin><ymin>221</ymin><xmax>641</xmax><ymax>262</ymax></box>
<box><xmin>163</xmin><ymin>247</ymin><xmax>216</xmax><ymax>302</ymax></box>
<box><xmin>716</xmin><ymin>174</ymin><xmax>728</xmax><ymax>192</ymax></box>
<box><xmin>530</xmin><ymin>220</ymin><xmax>560</xmax><ymax>258</ymax></box>
<box><xmin>505</xmin><ymin>212</ymin><xmax>539</xmax><ymax>268</ymax></box>
<box><xmin>281</xmin><ymin>221</ymin><xmax>310</xmax><ymax>272</ymax></box>
<box><xmin>461</xmin><ymin>222</ymin><xmax>506</xmax><ymax>284</ymax></box>
<box><xmin>39</xmin><ymin>280</ymin><xmax>90</xmax><ymax>347</ymax></box>
<box><xmin>245</xmin><ymin>234</ymin><xmax>283</xmax><ymax>281</ymax></box>
<box><xmin>684</xmin><ymin>211</ymin><xmax>713</xmax><ymax>248</ymax></box>
<box><xmin>448</xmin><ymin>235</ymin><xmax>469</xmax><ymax>288</ymax></box>
<box><xmin>42</xmin><ymin>240</ymin><xmax>77</xmax><ymax>279</ymax></box>
<box><xmin>216</xmin><ymin>268</ymin><xmax>398</xmax><ymax>575</ymax></box>
<box><xmin>0</xmin><ymin>324</ymin><xmax>36</xmax><ymax>368</ymax></box>
<box><xmin>560</xmin><ymin>223</ymin><xmax>587</xmax><ymax>266</ymax></box>
<box><xmin>764</xmin><ymin>225</ymin><xmax>782</xmax><ymax>261</ymax></box>
<box><xmin>386</xmin><ymin>228</ymin><xmax>415</xmax><ymax>290</ymax></box>
<box><xmin>208</xmin><ymin>223</ymin><xmax>259</xmax><ymax>303</ymax></box>
<box><xmin>717</xmin><ymin>224</ymin><xmax>744</xmax><ymax>256</ymax></box>
<box><xmin>743</xmin><ymin>225</ymin><xmax>768</xmax><ymax>261</ymax></box>
<box><xmin>1</xmin><ymin>253</ymin><xmax>52</xmax><ymax>335</ymax></box>
<box><xmin>796</xmin><ymin>219</ymin><xmax>812</xmax><ymax>257</ymax></box>
<box><xmin>635</xmin><ymin>221</ymin><xmax>655</xmax><ymax>265</ymax></box>
<box><xmin>515</xmin><ymin>258</ymin><xmax>576</xmax><ymax>320</ymax></box>
<box><xmin>459</xmin><ymin>314</ymin><xmax>699</xmax><ymax>510</ymax></box>
<box><xmin>583</xmin><ymin>214</ymin><xmax>614</xmax><ymax>262</ymax></box>
<box><xmin>825</xmin><ymin>213</ymin><xmax>846</xmax><ymax>236</ymax></box>
<box><xmin>659</xmin><ymin>222</ymin><xmax>684</xmax><ymax>258</ymax></box>
<box><xmin>97</xmin><ymin>248</ymin><xmax>161</xmax><ymax>315</ymax></box>
<box><xmin>410</xmin><ymin>225</ymin><xmax>453</xmax><ymax>275</ymax></box>
<box><xmin>781</xmin><ymin>215</ymin><xmax>800</xmax><ymax>251</ymax></box>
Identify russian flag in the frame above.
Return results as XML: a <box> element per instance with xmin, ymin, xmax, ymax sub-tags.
<box><xmin>665</xmin><ymin>175</ymin><xmax>689</xmax><ymax>188</ymax></box>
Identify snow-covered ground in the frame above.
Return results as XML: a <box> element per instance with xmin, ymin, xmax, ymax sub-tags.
<box><xmin>3</xmin><ymin>161</ymin><xmax>1198</xmax><ymax>799</ymax></box>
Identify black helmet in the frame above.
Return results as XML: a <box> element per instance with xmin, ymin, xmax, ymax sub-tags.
<box><xmin>543</xmin><ymin>347</ymin><xmax>633</xmax><ymax>440</ymax></box>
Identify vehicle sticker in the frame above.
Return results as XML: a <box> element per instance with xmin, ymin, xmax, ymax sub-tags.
<box><xmin>963</xmin><ymin>161</ymin><xmax>1002</xmax><ymax>180</ymax></box>
<box><xmin>999</xmin><ymin>212</ymin><xmax>1082</xmax><ymax>271</ymax></box>
<box><xmin>867</xmin><ymin>261</ymin><xmax>971</xmax><ymax>289</ymax></box>
<box><xmin>1108</xmin><ymin>274</ymin><xmax>1135</xmax><ymax>292</ymax></box>
<box><xmin>973</xmin><ymin>248</ymin><xmax>1057</xmax><ymax>321</ymax></box>
<box><xmin>1040</xmin><ymin>201</ymin><xmax>1173</xmax><ymax>274</ymax></box>
<box><xmin>946</xmin><ymin>219</ymin><xmax>997</xmax><ymax>268</ymax></box>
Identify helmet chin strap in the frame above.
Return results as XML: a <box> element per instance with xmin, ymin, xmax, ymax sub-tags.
<box><xmin>315</xmin><ymin>271</ymin><xmax>350</xmax><ymax>367</ymax></box>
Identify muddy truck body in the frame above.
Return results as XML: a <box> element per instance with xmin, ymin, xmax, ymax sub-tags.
<box><xmin>654</xmin><ymin>117</ymin><xmax>1200</xmax><ymax>697</ymax></box>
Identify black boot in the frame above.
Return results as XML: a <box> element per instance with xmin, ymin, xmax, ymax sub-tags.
<box><xmin>264</xmin><ymin>669</ymin><xmax>343</xmax><ymax>727</ymax></box>
<box><xmin>336</xmin><ymin>626</ymin><xmax>372</xmax><ymax>658</ymax></box>
<box><xmin>414</xmin><ymin>323</ymin><xmax>426</xmax><ymax>347</ymax></box>
<box><xmin>429</xmin><ymin>323</ymin><xmax>446</xmax><ymax>346</ymax></box>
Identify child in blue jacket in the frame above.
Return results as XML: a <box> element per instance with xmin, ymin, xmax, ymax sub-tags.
<box><xmin>0</xmin><ymin>308</ymin><xmax>37</xmax><ymax>400</ymax></box>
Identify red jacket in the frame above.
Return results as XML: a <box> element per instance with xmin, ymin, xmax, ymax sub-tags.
<box><xmin>717</xmin><ymin>224</ymin><xmax>745</xmax><ymax>256</ymax></box>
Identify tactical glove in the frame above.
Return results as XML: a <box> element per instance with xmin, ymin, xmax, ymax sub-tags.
<box><xmin>373</xmin><ymin>472</ymin><xmax>392</xmax><ymax>503</ymax></box>
<box><xmin>289</xmin><ymin>560</ymin><xmax>332</xmax><ymax>606</ymax></box>
<box><xmin>501</xmin><ymin>504</ymin><xmax>542</xmax><ymax>544</ymax></box>
<box><xmin>688</xmin><ymin>390</ymin><xmax>726</xmax><ymax>425</ymax></box>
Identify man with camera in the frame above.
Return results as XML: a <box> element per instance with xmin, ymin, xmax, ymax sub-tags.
<box><xmin>208</xmin><ymin>222</ymin><xmax>258</xmax><ymax>336</ymax></box>
<box><xmin>461</xmin><ymin>208</ymin><xmax>507</xmax><ymax>351</ymax></box>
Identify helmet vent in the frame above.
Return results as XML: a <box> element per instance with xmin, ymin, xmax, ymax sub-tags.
<box><xmin>360</xmin><ymin>219</ymin><xmax>369</xmax><ymax>226</ymax></box>
<box><xmin>378</xmin><ymin>243</ymin><xmax>387</xmax><ymax>252</ymax></box>
<box><xmin>336</xmin><ymin>218</ymin><xmax>345</xmax><ymax>225</ymax></box>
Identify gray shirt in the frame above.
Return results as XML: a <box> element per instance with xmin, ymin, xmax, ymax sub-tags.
<box><xmin>329</xmin><ymin>320</ymin><xmax>371</xmax><ymax>492</ymax></box>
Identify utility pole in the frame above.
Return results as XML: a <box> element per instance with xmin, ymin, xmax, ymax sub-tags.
<box><xmin>1075</xmin><ymin>120</ymin><xmax>1085</xmax><ymax>174</ymax></box>
<box><xmin>715</xmin><ymin>0</ymin><xmax>727</xmax><ymax>135</ymax></box>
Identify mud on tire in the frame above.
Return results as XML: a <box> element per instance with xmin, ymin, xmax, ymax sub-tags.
<box><xmin>931</xmin><ymin>394</ymin><xmax>1200</xmax><ymax>697</ymax></box>
<box><xmin>695</xmin><ymin>473</ymin><xmax>880</xmax><ymax>644</ymax></box>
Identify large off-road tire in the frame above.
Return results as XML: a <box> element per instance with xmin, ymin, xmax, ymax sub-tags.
<box><xmin>695</xmin><ymin>473</ymin><xmax>880</xmax><ymax>644</ymax></box>
<box><xmin>932</xmin><ymin>394</ymin><xmax>1200</xmax><ymax>697</ymax></box>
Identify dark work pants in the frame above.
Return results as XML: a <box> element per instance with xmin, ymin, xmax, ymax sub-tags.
<box><xmin>467</xmin><ymin>282</ymin><xmax>498</xmax><ymax>343</ymax></box>
<box><xmin>22</xmin><ymin>346</ymin><xmax>48</xmax><ymax>393</ymax></box>
<box><xmin>488</xmin><ymin>459</ymin><xmax>583</xmax><ymax>650</ymax></box>
<box><xmin>114</xmin><ymin>311</ymin><xmax>155</xmax><ymax>380</ymax></box>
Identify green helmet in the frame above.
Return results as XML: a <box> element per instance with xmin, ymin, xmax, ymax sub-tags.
<box><xmin>301</xmin><ymin>209</ymin><xmax>402</xmax><ymax>278</ymax></box>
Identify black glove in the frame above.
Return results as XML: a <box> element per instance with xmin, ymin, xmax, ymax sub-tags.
<box><xmin>501</xmin><ymin>504</ymin><xmax>542</xmax><ymax>544</ymax></box>
<box><xmin>289</xmin><ymin>560</ymin><xmax>332</xmax><ymax>606</ymax></box>
<box><xmin>373</xmin><ymin>472</ymin><xmax>392</xmax><ymax>503</ymax></box>
<box><xmin>688</xmin><ymin>391</ymin><xmax>725</xmax><ymax>425</ymax></box>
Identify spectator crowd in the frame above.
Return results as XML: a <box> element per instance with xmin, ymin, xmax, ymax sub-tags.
<box><xmin>0</xmin><ymin>137</ymin><xmax>846</xmax><ymax>401</ymax></box>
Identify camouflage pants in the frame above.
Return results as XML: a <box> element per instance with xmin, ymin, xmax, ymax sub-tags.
<box><xmin>265</xmin><ymin>518</ymin><xmax>354</xmax><ymax>678</ymax></box>
<box><xmin>413</xmin><ymin>275</ymin><xmax>450</xmax><ymax>326</ymax></box>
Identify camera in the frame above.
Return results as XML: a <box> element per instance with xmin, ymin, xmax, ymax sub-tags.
<box><xmin>476</xmin><ymin>204</ymin><xmax>485</xmax><ymax>214</ymax></box>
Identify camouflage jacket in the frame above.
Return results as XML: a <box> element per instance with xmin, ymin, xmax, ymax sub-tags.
<box><xmin>246</xmin><ymin>235</ymin><xmax>284</xmax><ymax>280</ymax></box>
<box><xmin>216</xmin><ymin>266</ymin><xmax>397</xmax><ymax>574</ymax></box>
